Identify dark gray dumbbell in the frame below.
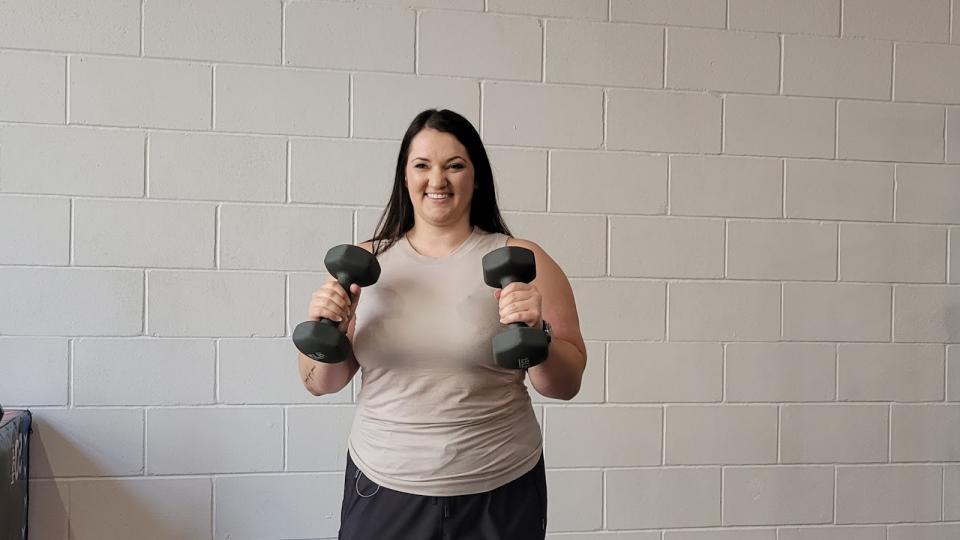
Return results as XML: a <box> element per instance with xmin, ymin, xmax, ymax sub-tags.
<box><xmin>293</xmin><ymin>245</ymin><xmax>380</xmax><ymax>363</ymax></box>
<box><xmin>482</xmin><ymin>246</ymin><xmax>550</xmax><ymax>370</ymax></box>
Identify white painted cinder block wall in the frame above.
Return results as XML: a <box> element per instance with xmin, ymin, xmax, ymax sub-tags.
<box><xmin>1</xmin><ymin>0</ymin><xmax>959</xmax><ymax>538</ymax></box>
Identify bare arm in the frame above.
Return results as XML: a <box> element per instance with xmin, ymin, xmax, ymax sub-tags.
<box><xmin>297</xmin><ymin>242</ymin><xmax>372</xmax><ymax>396</ymax></box>
<box><xmin>505</xmin><ymin>238</ymin><xmax>587</xmax><ymax>401</ymax></box>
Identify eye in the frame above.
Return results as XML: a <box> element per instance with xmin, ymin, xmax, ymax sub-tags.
<box><xmin>413</xmin><ymin>163</ymin><xmax>428</xmax><ymax>169</ymax></box>
<box><xmin>449</xmin><ymin>163</ymin><xmax>465</xmax><ymax>170</ymax></box>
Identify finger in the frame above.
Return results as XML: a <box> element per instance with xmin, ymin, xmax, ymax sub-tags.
<box><xmin>316</xmin><ymin>291</ymin><xmax>349</xmax><ymax>311</ymax></box>
<box><xmin>499</xmin><ymin>298</ymin><xmax>540</xmax><ymax>320</ymax></box>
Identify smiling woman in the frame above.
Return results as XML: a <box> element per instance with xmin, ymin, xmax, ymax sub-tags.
<box><xmin>296</xmin><ymin>109</ymin><xmax>587</xmax><ymax>540</ymax></box>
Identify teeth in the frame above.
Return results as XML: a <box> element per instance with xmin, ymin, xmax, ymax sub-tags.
<box><xmin>427</xmin><ymin>193</ymin><xmax>451</xmax><ymax>199</ymax></box>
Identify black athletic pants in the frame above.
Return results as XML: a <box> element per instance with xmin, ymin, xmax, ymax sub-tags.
<box><xmin>338</xmin><ymin>451</ymin><xmax>547</xmax><ymax>540</ymax></box>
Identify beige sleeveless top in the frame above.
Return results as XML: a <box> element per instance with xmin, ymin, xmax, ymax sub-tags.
<box><xmin>347</xmin><ymin>226</ymin><xmax>543</xmax><ymax>497</ymax></box>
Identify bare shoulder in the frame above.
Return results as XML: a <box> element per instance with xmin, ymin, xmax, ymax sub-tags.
<box><xmin>505</xmin><ymin>237</ymin><xmax>557</xmax><ymax>270</ymax></box>
<box><xmin>357</xmin><ymin>240</ymin><xmax>375</xmax><ymax>254</ymax></box>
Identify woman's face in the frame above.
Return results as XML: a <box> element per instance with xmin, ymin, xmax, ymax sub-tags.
<box><xmin>404</xmin><ymin>128</ymin><xmax>475</xmax><ymax>229</ymax></box>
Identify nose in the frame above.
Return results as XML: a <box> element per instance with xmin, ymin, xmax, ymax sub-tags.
<box><xmin>427</xmin><ymin>166</ymin><xmax>447</xmax><ymax>188</ymax></box>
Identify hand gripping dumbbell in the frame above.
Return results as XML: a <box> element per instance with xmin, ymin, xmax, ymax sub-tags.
<box><xmin>482</xmin><ymin>246</ymin><xmax>551</xmax><ymax>370</ymax></box>
<box><xmin>293</xmin><ymin>244</ymin><xmax>380</xmax><ymax>363</ymax></box>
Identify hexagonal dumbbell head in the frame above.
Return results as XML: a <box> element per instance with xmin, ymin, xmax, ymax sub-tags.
<box><xmin>482</xmin><ymin>246</ymin><xmax>549</xmax><ymax>369</ymax></box>
<box><xmin>292</xmin><ymin>244</ymin><xmax>380</xmax><ymax>363</ymax></box>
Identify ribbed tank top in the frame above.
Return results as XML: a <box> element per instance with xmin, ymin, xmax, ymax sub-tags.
<box><xmin>347</xmin><ymin>226</ymin><xmax>544</xmax><ymax>496</ymax></box>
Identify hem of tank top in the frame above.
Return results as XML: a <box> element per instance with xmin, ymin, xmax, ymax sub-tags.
<box><xmin>345</xmin><ymin>439</ymin><xmax>544</xmax><ymax>498</ymax></box>
<box><xmin>397</xmin><ymin>225</ymin><xmax>487</xmax><ymax>263</ymax></box>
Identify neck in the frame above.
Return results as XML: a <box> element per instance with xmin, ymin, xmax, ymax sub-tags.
<box><xmin>406</xmin><ymin>221</ymin><xmax>474</xmax><ymax>257</ymax></box>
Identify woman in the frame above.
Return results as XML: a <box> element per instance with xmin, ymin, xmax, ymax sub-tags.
<box><xmin>297</xmin><ymin>109</ymin><xmax>587</xmax><ymax>539</ymax></box>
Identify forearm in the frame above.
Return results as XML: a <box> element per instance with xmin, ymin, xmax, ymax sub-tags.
<box><xmin>526</xmin><ymin>338</ymin><xmax>586</xmax><ymax>401</ymax></box>
<box><xmin>298</xmin><ymin>353</ymin><xmax>358</xmax><ymax>396</ymax></box>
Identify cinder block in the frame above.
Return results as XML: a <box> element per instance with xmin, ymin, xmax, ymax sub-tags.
<box><xmin>783</xmin><ymin>36</ymin><xmax>891</xmax><ymax>99</ymax></box>
<box><xmin>952</xmin><ymin>228</ymin><xmax>960</xmax><ymax>283</ymax></box>
<box><xmin>0</xmin><ymin>338</ymin><xmax>68</xmax><ymax>406</ymax></box>
<box><xmin>419</xmin><ymin>11</ymin><xmax>541</xmax><ymax>81</ymax></box>
<box><xmin>839</xmin><ymin>223</ymin><xmax>946</xmax><ymax>282</ymax></box>
<box><xmin>30</xmin><ymin>409</ymin><xmax>143</xmax><ymax>478</ymax></box>
<box><xmin>144</xmin><ymin>0</ymin><xmax>280</xmax><ymax>63</ymax></box>
<box><xmin>843</xmin><ymin>0</ymin><xmax>950</xmax><ymax>43</ymax></box>
<box><xmin>951</xmin><ymin>345</ymin><xmax>960</xmax><ymax>401</ymax></box>
<box><xmin>610</xmin><ymin>216</ymin><xmax>724</xmax><ymax>278</ymax></box>
<box><xmin>220</xmin><ymin>205</ymin><xmax>352</xmax><ymax>271</ymax></box>
<box><xmin>489</xmin><ymin>0</ymin><xmax>607</xmax><ymax>19</ymax></box>
<box><xmin>146</xmin><ymin>407</ymin><xmax>282</xmax><ymax>474</ymax></box>
<box><xmin>836</xmin><ymin>465</ymin><xmax>942</xmax><ymax>523</ymax></box>
<box><xmin>729</xmin><ymin>0</ymin><xmax>840</xmax><ymax>35</ymax></box>
<box><xmin>608</xmin><ymin>89</ymin><xmax>721</xmax><ymax>153</ymax></box>
<box><xmin>837</xmin><ymin>100</ymin><xmax>944</xmax><ymax>163</ymax></box>
<box><xmin>285</xmin><ymin>1</ymin><xmax>413</xmax><ymax>72</ymax></box>
<box><xmin>488</xmin><ymin>147</ymin><xmax>547</xmax><ymax>212</ymax></box>
<box><xmin>352</xmin><ymin>73</ymin><xmax>479</xmax><ymax>139</ymax></box>
<box><xmin>361</xmin><ymin>0</ymin><xmax>482</xmax><ymax>9</ymax></box>
<box><xmin>74</xmin><ymin>199</ymin><xmax>215</xmax><ymax>268</ymax></box>
<box><xmin>544</xmin><ymin>469</ymin><xmax>602</xmax><ymax>532</ymax></box>
<box><xmin>571</xmin><ymin>279</ymin><xmax>664</xmax><ymax>340</ymax></box>
<box><xmin>727</xmin><ymin>220</ymin><xmax>837</xmax><ymax>281</ymax></box>
<box><xmin>726</xmin><ymin>343</ymin><xmax>836</xmax><ymax>402</ymax></box>
<box><xmin>778</xmin><ymin>526</ymin><xmax>885</xmax><ymax>540</ymax></box>
<box><xmin>671</xmin><ymin>155</ymin><xmax>782</xmax><ymax>218</ymax></box>
<box><xmin>725</xmin><ymin>95</ymin><xmax>835</xmax><ymax>158</ymax></box>
<box><xmin>215</xmin><ymin>474</ymin><xmax>342</xmax><ymax>540</ymax></box>
<box><xmin>504</xmin><ymin>212</ymin><xmax>606</xmax><ymax>277</ymax></box>
<box><xmin>723</xmin><ymin>466</ymin><xmax>834</xmax><ymax>525</ymax></box>
<box><xmin>666</xmin><ymin>529</ymin><xmax>775</xmax><ymax>540</ymax></box>
<box><xmin>949</xmin><ymin>108</ymin><xmax>960</xmax><ymax>163</ymax></box>
<box><xmin>669</xmin><ymin>282</ymin><xmax>781</xmax><ymax>341</ymax></box>
<box><xmin>894</xmin><ymin>285</ymin><xmax>960</xmax><ymax>342</ymax></box>
<box><xmin>838</xmin><ymin>343</ymin><xmax>945</xmax><ymax>402</ymax></box>
<box><xmin>70</xmin><ymin>56</ymin><xmax>210</xmax><ymax>130</ymax></box>
<box><xmin>599</xmin><ymin>342</ymin><xmax>713</xmax><ymax>404</ymax></box>
<box><xmin>215</xmin><ymin>65</ymin><xmax>348</xmax><ymax>136</ymax></box>
<box><xmin>783</xmin><ymin>283</ymin><xmax>891</xmax><ymax>342</ymax></box>
<box><xmin>947</xmin><ymin>464</ymin><xmax>960</xmax><ymax>519</ymax></box>
<box><xmin>887</xmin><ymin>523</ymin><xmax>960</xmax><ymax>540</ymax></box>
<box><xmin>665</xmin><ymin>405</ymin><xmax>778</xmax><ymax>464</ymax></box>
<box><xmin>545</xmin><ymin>406</ymin><xmax>661</xmax><ymax>467</ymax></box>
<box><xmin>611</xmin><ymin>0</ymin><xmax>725</xmax><ymax>28</ymax></box>
<box><xmin>781</xmin><ymin>404</ymin><xmax>888</xmax><ymax>463</ymax></box>
<box><xmin>69</xmin><ymin>478</ymin><xmax>211</xmax><ymax>540</ymax></box>
<box><xmin>290</xmin><ymin>139</ymin><xmax>398</xmax><ymax>205</ymax></box>
<box><xmin>484</xmin><ymin>82</ymin><xmax>602</xmax><ymax>148</ymax></box>
<box><xmin>147</xmin><ymin>270</ymin><xmax>284</xmax><ymax>337</ymax></box>
<box><xmin>0</xmin><ymin>0</ymin><xmax>139</xmax><ymax>54</ymax></box>
<box><xmin>891</xmin><ymin>404</ymin><xmax>960</xmax><ymax>462</ymax></box>
<box><xmin>0</xmin><ymin>125</ymin><xmax>144</xmax><ymax>197</ymax></box>
<box><xmin>606</xmin><ymin>468</ymin><xmax>721</xmax><ymax>529</ymax></box>
<box><xmin>73</xmin><ymin>338</ymin><xmax>215</xmax><ymax>406</ymax></box>
<box><xmin>0</xmin><ymin>195</ymin><xmax>69</xmax><ymax>265</ymax></box>
<box><xmin>0</xmin><ymin>51</ymin><xmax>64</xmax><ymax>123</ymax></box>
<box><xmin>546</xmin><ymin>20</ymin><xmax>662</xmax><ymax>87</ymax></box>
<box><xmin>550</xmin><ymin>151</ymin><xmax>666</xmax><ymax>214</ymax></box>
<box><xmin>27</xmin><ymin>480</ymin><xmax>68</xmax><ymax>540</ymax></box>
<box><xmin>286</xmin><ymin>405</ymin><xmax>356</xmax><ymax>471</ymax></box>
<box><xmin>149</xmin><ymin>132</ymin><xmax>286</xmax><ymax>202</ymax></box>
<box><xmin>785</xmin><ymin>160</ymin><xmax>894</xmax><ymax>221</ymax></box>
<box><xmin>667</xmin><ymin>28</ymin><xmax>779</xmax><ymax>94</ymax></box>
<box><xmin>0</xmin><ymin>268</ymin><xmax>143</xmax><ymax>336</ymax></box>
<box><xmin>219</xmin><ymin>338</ymin><xmax>353</xmax><ymax>404</ymax></box>
<box><xmin>896</xmin><ymin>165</ymin><xmax>960</xmax><ymax>224</ymax></box>
<box><xmin>895</xmin><ymin>43</ymin><xmax>960</xmax><ymax>104</ymax></box>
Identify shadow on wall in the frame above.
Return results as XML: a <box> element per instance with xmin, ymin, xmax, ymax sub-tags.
<box><xmin>28</xmin><ymin>411</ymin><xmax>212</xmax><ymax>539</ymax></box>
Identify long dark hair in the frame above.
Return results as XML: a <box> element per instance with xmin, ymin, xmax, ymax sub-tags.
<box><xmin>364</xmin><ymin>109</ymin><xmax>512</xmax><ymax>256</ymax></box>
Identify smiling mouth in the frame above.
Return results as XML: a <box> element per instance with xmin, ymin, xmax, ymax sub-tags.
<box><xmin>426</xmin><ymin>193</ymin><xmax>452</xmax><ymax>199</ymax></box>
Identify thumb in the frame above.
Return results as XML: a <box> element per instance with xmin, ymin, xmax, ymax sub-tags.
<box><xmin>350</xmin><ymin>283</ymin><xmax>362</xmax><ymax>297</ymax></box>
<box><xmin>494</xmin><ymin>289</ymin><xmax>501</xmax><ymax>299</ymax></box>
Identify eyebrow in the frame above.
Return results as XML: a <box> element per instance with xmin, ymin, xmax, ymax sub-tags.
<box><xmin>411</xmin><ymin>155</ymin><xmax>466</xmax><ymax>162</ymax></box>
